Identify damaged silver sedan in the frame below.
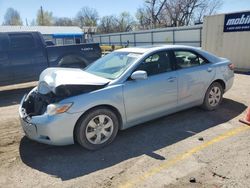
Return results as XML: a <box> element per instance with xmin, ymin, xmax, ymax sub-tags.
<box><xmin>19</xmin><ymin>45</ymin><xmax>234</xmax><ymax>150</ymax></box>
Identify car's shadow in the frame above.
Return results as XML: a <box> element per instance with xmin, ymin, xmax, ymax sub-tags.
<box><xmin>19</xmin><ymin>98</ymin><xmax>246</xmax><ymax>180</ymax></box>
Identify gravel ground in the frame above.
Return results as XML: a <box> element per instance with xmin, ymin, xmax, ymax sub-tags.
<box><xmin>0</xmin><ymin>74</ymin><xmax>249</xmax><ymax>188</ymax></box>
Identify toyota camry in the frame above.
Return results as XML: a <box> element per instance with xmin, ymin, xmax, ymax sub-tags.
<box><xmin>19</xmin><ymin>45</ymin><xmax>234</xmax><ymax>150</ymax></box>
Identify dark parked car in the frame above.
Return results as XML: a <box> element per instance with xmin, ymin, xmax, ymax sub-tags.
<box><xmin>0</xmin><ymin>31</ymin><xmax>101</xmax><ymax>86</ymax></box>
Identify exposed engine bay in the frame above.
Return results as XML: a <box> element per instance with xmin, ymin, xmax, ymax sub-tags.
<box><xmin>21</xmin><ymin>67</ymin><xmax>110</xmax><ymax>117</ymax></box>
<box><xmin>22</xmin><ymin>84</ymin><xmax>106</xmax><ymax>117</ymax></box>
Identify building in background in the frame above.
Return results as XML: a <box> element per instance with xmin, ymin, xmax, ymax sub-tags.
<box><xmin>0</xmin><ymin>26</ymin><xmax>84</xmax><ymax>45</ymax></box>
<box><xmin>202</xmin><ymin>11</ymin><xmax>250</xmax><ymax>71</ymax></box>
<box><xmin>82</xmin><ymin>26</ymin><xmax>97</xmax><ymax>43</ymax></box>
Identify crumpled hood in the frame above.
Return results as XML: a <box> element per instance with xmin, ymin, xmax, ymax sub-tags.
<box><xmin>38</xmin><ymin>68</ymin><xmax>110</xmax><ymax>95</ymax></box>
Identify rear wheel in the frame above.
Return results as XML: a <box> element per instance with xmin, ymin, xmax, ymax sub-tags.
<box><xmin>202</xmin><ymin>82</ymin><xmax>223</xmax><ymax>111</ymax></box>
<box><xmin>75</xmin><ymin>108</ymin><xmax>119</xmax><ymax>150</ymax></box>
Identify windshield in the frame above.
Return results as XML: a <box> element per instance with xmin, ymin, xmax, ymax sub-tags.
<box><xmin>85</xmin><ymin>52</ymin><xmax>142</xmax><ymax>80</ymax></box>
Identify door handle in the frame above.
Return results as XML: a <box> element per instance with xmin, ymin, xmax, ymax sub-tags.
<box><xmin>207</xmin><ymin>67</ymin><xmax>213</xmax><ymax>72</ymax></box>
<box><xmin>167</xmin><ymin>76</ymin><xmax>176</xmax><ymax>82</ymax></box>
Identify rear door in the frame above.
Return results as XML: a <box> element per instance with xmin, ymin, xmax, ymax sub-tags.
<box><xmin>173</xmin><ymin>49</ymin><xmax>215</xmax><ymax>107</ymax></box>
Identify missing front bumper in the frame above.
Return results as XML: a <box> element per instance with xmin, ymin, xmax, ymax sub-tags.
<box><xmin>18</xmin><ymin>88</ymin><xmax>81</xmax><ymax>146</ymax></box>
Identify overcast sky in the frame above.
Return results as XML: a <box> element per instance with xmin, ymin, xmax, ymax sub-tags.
<box><xmin>0</xmin><ymin>0</ymin><xmax>250</xmax><ymax>25</ymax></box>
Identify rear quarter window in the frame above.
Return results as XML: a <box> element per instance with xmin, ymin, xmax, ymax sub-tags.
<box><xmin>9</xmin><ymin>34</ymin><xmax>35</xmax><ymax>49</ymax></box>
<box><xmin>174</xmin><ymin>50</ymin><xmax>208</xmax><ymax>69</ymax></box>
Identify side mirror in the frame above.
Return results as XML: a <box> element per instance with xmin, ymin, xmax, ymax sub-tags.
<box><xmin>131</xmin><ymin>70</ymin><xmax>147</xmax><ymax>80</ymax></box>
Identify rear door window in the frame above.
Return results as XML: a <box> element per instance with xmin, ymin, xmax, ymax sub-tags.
<box><xmin>174</xmin><ymin>50</ymin><xmax>208</xmax><ymax>69</ymax></box>
<box><xmin>9</xmin><ymin>34</ymin><xmax>35</xmax><ymax>49</ymax></box>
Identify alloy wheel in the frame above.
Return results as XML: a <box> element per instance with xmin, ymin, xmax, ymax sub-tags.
<box><xmin>85</xmin><ymin>115</ymin><xmax>114</xmax><ymax>144</ymax></box>
<box><xmin>208</xmin><ymin>86</ymin><xmax>221</xmax><ymax>107</ymax></box>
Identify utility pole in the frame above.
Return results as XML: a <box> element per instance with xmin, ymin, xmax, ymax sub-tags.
<box><xmin>40</xmin><ymin>6</ymin><xmax>44</xmax><ymax>25</ymax></box>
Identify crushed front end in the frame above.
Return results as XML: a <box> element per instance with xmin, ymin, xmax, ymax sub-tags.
<box><xmin>19</xmin><ymin>87</ymin><xmax>81</xmax><ymax>145</ymax></box>
<box><xmin>19</xmin><ymin>67</ymin><xmax>110</xmax><ymax>146</ymax></box>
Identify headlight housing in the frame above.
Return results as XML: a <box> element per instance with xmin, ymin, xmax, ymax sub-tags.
<box><xmin>46</xmin><ymin>103</ymin><xmax>73</xmax><ymax>115</ymax></box>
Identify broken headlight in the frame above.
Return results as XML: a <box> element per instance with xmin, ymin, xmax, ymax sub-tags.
<box><xmin>46</xmin><ymin>103</ymin><xmax>73</xmax><ymax>115</ymax></box>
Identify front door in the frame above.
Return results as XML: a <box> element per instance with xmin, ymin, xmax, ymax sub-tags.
<box><xmin>123</xmin><ymin>50</ymin><xmax>178</xmax><ymax>126</ymax></box>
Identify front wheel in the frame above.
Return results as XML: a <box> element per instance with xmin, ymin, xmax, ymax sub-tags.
<box><xmin>202</xmin><ymin>82</ymin><xmax>223</xmax><ymax>111</ymax></box>
<box><xmin>75</xmin><ymin>108</ymin><xmax>119</xmax><ymax>150</ymax></box>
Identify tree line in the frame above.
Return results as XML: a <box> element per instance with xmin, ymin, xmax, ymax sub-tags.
<box><xmin>2</xmin><ymin>0</ymin><xmax>222</xmax><ymax>34</ymax></box>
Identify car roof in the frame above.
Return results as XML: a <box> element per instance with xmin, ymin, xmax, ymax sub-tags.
<box><xmin>116</xmin><ymin>45</ymin><xmax>200</xmax><ymax>54</ymax></box>
<box><xmin>116</xmin><ymin>45</ymin><xmax>222</xmax><ymax>64</ymax></box>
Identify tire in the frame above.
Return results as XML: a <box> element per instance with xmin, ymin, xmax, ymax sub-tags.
<box><xmin>75</xmin><ymin>108</ymin><xmax>119</xmax><ymax>150</ymax></box>
<box><xmin>202</xmin><ymin>82</ymin><xmax>223</xmax><ymax>111</ymax></box>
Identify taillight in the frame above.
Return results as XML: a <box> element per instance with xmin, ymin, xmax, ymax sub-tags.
<box><xmin>228</xmin><ymin>63</ymin><xmax>235</xmax><ymax>70</ymax></box>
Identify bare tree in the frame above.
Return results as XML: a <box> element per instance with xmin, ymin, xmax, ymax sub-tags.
<box><xmin>98</xmin><ymin>12</ymin><xmax>135</xmax><ymax>34</ymax></box>
<box><xmin>54</xmin><ymin>17</ymin><xmax>75</xmax><ymax>26</ymax></box>
<box><xmin>136</xmin><ymin>0</ymin><xmax>167</xmax><ymax>29</ymax></box>
<box><xmin>147</xmin><ymin>0</ymin><xmax>167</xmax><ymax>28</ymax></box>
<box><xmin>164</xmin><ymin>0</ymin><xmax>223</xmax><ymax>26</ymax></box>
<box><xmin>75</xmin><ymin>7</ymin><xmax>99</xmax><ymax>27</ymax></box>
<box><xmin>136</xmin><ymin>7</ymin><xmax>152</xmax><ymax>29</ymax></box>
<box><xmin>116</xmin><ymin>12</ymin><xmax>135</xmax><ymax>32</ymax></box>
<box><xmin>3</xmin><ymin>8</ymin><xmax>23</xmax><ymax>25</ymax></box>
<box><xmin>98</xmin><ymin>15</ymin><xmax>117</xmax><ymax>33</ymax></box>
<box><xmin>36</xmin><ymin>6</ymin><xmax>53</xmax><ymax>26</ymax></box>
<box><xmin>195</xmin><ymin>0</ymin><xmax>223</xmax><ymax>23</ymax></box>
<box><xmin>136</xmin><ymin>0</ymin><xmax>223</xmax><ymax>28</ymax></box>
<box><xmin>162</xmin><ymin>0</ymin><xmax>200</xmax><ymax>27</ymax></box>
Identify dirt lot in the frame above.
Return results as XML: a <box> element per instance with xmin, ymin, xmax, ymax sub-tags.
<box><xmin>0</xmin><ymin>74</ymin><xmax>250</xmax><ymax>188</ymax></box>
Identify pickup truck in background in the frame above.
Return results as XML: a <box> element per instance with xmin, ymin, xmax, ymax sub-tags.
<box><xmin>0</xmin><ymin>32</ymin><xmax>101</xmax><ymax>86</ymax></box>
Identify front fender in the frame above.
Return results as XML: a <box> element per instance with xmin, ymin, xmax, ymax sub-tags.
<box><xmin>60</xmin><ymin>84</ymin><xmax>127</xmax><ymax>128</ymax></box>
